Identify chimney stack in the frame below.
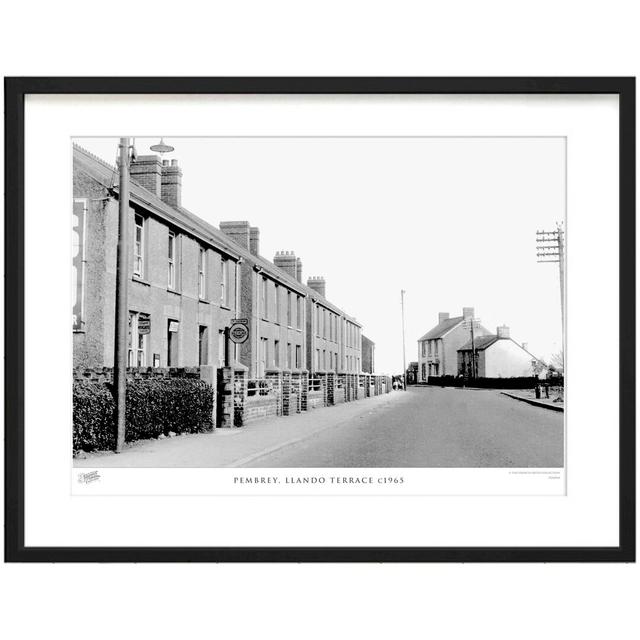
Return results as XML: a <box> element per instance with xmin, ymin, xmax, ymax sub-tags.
<box><xmin>249</xmin><ymin>227</ymin><xmax>260</xmax><ymax>256</ymax></box>
<box><xmin>307</xmin><ymin>276</ymin><xmax>326</xmax><ymax>298</ymax></box>
<box><xmin>160</xmin><ymin>158</ymin><xmax>182</xmax><ymax>208</ymax></box>
<box><xmin>438</xmin><ymin>312</ymin><xmax>450</xmax><ymax>324</ymax></box>
<box><xmin>129</xmin><ymin>155</ymin><xmax>162</xmax><ymax>197</ymax></box>
<box><xmin>296</xmin><ymin>257</ymin><xmax>302</xmax><ymax>283</ymax></box>
<box><xmin>522</xmin><ymin>342</ymin><xmax>528</xmax><ymax>351</ymax></box>
<box><xmin>273</xmin><ymin>251</ymin><xmax>298</xmax><ymax>280</ymax></box>
<box><xmin>219</xmin><ymin>221</ymin><xmax>250</xmax><ymax>249</ymax></box>
<box><xmin>462</xmin><ymin>307</ymin><xmax>475</xmax><ymax>320</ymax></box>
<box><xmin>497</xmin><ymin>325</ymin><xmax>510</xmax><ymax>339</ymax></box>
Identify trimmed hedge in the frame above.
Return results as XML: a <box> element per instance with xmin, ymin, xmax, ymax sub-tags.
<box><xmin>73</xmin><ymin>378</ymin><xmax>214</xmax><ymax>453</ymax></box>
<box><xmin>426</xmin><ymin>375</ymin><xmax>551</xmax><ymax>389</ymax></box>
<box><xmin>73</xmin><ymin>381</ymin><xmax>116</xmax><ymax>452</ymax></box>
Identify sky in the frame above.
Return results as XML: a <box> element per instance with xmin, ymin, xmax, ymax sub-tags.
<box><xmin>76</xmin><ymin>136</ymin><xmax>565</xmax><ymax>375</ymax></box>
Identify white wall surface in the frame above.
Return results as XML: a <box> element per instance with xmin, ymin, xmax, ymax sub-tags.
<box><xmin>484</xmin><ymin>339</ymin><xmax>538</xmax><ymax>378</ymax></box>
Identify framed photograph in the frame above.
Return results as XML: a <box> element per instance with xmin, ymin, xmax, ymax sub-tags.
<box><xmin>5</xmin><ymin>77</ymin><xmax>635</xmax><ymax>562</ymax></box>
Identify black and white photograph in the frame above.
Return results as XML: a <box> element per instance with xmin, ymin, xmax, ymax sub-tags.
<box><xmin>72</xmin><ymin>136</ymin><xmax>565</xmax><ymax>472</ymax></box>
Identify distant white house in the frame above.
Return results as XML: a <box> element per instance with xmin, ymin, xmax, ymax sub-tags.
<box><xmin>457</xmin><ymin>325</ymin><xmax>546</xmax><ymax>378</ymax></box>
<box><xmin>417</xmin><ymin>307</ymin><xmax>491</xmax><ymax>381</ymax></box>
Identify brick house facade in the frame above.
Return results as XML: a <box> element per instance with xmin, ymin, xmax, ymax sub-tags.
<box><xmin>73</xmin><ymin>146</ymin><xmax>242</xmax><ymax>373</ymax></box>
<box><xmin>218</xmin><ymin>224</ymin><xmax>308</xmax><ymax>378</ymax></box>
<box><xmin>417</xmin><ymin>307</ymin><xmax>491</xmax><ymax>381</ymax></box>
<box><xmin>304</xmin><ymin>277</ymin><xmax>363</xmax><ymax>375</ymax></box>
<box><xmin>361</xmin><ymin>335</ymin><xmax>375</xmax><ymax>373</ymax></box>
<box><xmin>74</xmin><ymin>144</ymin><xmax>366</xmax><ymax>390</ymax></box>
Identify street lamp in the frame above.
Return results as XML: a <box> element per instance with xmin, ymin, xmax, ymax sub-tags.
<box><xmin>150</xmin><ymin>137</ymin><xmax>175</xmax><ymax>154</ymax></box>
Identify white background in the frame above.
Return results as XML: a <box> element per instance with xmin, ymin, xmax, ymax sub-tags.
<box><xmin>30</xmin><ymin>94</ymin><xmax>615</xmax><ymax>545</ymax></box>
<box><xmin>1</xmin><ymin>2</ymin><xmax>638</xmax><ymax>639</ymax></box>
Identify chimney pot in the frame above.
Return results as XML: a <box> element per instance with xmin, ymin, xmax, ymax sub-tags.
<box><xmin>129</xmin><ymin>154</ymin><xmax>162</xmax><ymax>197</ymax></box>
<box><xmin>220</xmin><ymin>221</ymin><xmax>251</xmax><ymax>249</ymax></box>
<box><xmin>249</xmin><ymin>227</ymin><xmax>260</xmax><ymax>256</ymax></box>
<box><xmin>273</xmin><ymin>250</ymin><xmax>298</xmax><ymax>280</ymax></box>
<box><xmin>307</xmin><ymin>276</ymin><xmax>326</xmax><ymax>298</ymax></box>
<box><xmin>497</xmin><ymin>325</ymin><xmax>510</xmax><ymax>339</ymax></box>
<box><xmin>160</xmin><ymin>158</ymin><xmax>182</xmax><ymax>208</ymax></box>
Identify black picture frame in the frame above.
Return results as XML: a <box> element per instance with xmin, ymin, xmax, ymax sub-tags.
<box><xmin>4</xmin><ymin>77</ymin><xmax>635</xmax><ymax>563</ymax></box>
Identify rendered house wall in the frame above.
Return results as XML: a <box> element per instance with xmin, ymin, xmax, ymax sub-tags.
<box><xmin>483</xmin><ymin>339</ymin><xmax>538</xmax><ymax>378</ymax></box>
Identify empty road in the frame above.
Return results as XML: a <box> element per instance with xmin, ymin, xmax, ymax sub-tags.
<box><xmin>245</xmin><ymin>386</ymin><xmax>564</xmax><ymax>467</ymax></box>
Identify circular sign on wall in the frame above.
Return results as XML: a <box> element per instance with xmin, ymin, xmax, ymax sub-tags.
<box><xmin>229</xmin><ymin>322</ymin><xmax>250</xmax><ymax>344</ymax></box>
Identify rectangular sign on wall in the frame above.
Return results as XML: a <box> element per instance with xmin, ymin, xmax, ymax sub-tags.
<box><xmin>72</xmin><ymin>199</ymin><xmax>86</xmax><ymax>331</ymax></box>
<box><xmin>138</xmin><ymin>314</ymin><xmax>151</xmax><ymax>335</ymax></box>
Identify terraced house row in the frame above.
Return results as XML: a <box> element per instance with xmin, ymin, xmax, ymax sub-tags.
<box><xmin>72</xmin><ymin>145</ymin><xmax>388</xmax><ymax>427</ymax></box>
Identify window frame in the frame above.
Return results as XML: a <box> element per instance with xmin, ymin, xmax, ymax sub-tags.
<box><xmin>167</xmin><ymin>230</ymin><xmax>176</xmax><ymax>289</ymax></box>
<box><xmin>198</xmin><ymin>246</ymin><xmax>207</xmax><ymax>300</ymax></box>
<box><xmin>261</xmin><ymin>276</ymin><xmax>268</xmax><ymax>319</ymax></box>
<box><xmin>221</xmin><ymin>258</ymin><xmax>230</xmax><ymax>307</ymax></box>
<box><xmin>295</xmin><ymin>344</ymin><xmax>302</xmax><ymax>369</ymax></box>
<box><xmin>127</xmin><ymin>311</ymin><xmax>147</xmax><ymax>367</ymax></box>
<box><xmin>198</xmin><ymin>325</ymin><xmax>208</xmax><ymax>366</ymax></box>
<box><xmin>133</xmin><ymin>213</ymin><xmax>145</xmax><ymax>278</ymax></box>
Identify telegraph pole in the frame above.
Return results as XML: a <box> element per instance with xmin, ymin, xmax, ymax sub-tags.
<box><xmin>536</xmin><ymin>223</ymin><xmax>565</xmax><ymax>365</ymax></box>
<box><xmin>401</xmin><ymin>289</ymin><xmax>407</xmax><ymax>390</ymax></box>
<box><xmin>114</xmin><ymin>138</ymin><xmax>131</xmax><ymax>452</ymax></box>
<box><xmin>463</xmin><ymin>317</ymin><xmax>480</xmax><ymax>379</ymax></box>
<box><xmin>470</xmin><ymin>318</ymin><xmax>477</xmax><ymax>378</ymax></box>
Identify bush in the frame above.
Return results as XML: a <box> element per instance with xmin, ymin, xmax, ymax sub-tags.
<box><xmin>73</xmin><ymin>381</ymin><xmax>116</xmax><ymax>452</ymax></box>
<box><xmin>73</xmin><ymin>378</ymin><xmax>214</xmax><ymax>453</ymax></box>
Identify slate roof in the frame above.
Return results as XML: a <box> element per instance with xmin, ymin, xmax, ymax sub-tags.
<box><xmin>458</xmin><ymin>335</ymin><xmax>500</xmax><ymax>351</ymax></box>
<box><xmin>73</xmin><ymin>144</ymin><xmax>360</xmax><ymax>323</ymax></box>
<box><xmin>418</xmin><ymin>316</ymin><xmax>464</xmax><ymax>341</ymax></box>
<box><xmin>457</xmin><ymin>336</ymin><xmax>546</xmax><ymax>364</ymax></box>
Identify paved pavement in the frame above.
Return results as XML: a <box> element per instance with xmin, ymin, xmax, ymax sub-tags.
<box><xmin>75</xmin><ymin>386</ymin><xmax>564</xmax><ymax>468</ymax></box>
<box><xmin>74</xmin><ymin>391</ymin><xmax>405</xmax><ymax>468</ymax></box>
<box><xmin>500</xmin><ymin>391</ymin><xmax>564</xmax><ymax>412</ymax></box>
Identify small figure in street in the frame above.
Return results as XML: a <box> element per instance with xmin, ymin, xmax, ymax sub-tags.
<box><xmin>535</xmin><ymin>383</ymin><xmax>541</xmax><ymax>399</ymax></box>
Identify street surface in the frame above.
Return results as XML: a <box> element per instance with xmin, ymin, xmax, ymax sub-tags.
<box><xmin>75</xmin><ymin>386</ymin><xmax>563</xmax><ymax>468</ymax></box>
<box><xmin>245</xmin><ymin>386</ymin><xmax>563</xmax><ymax>467</ymax></box>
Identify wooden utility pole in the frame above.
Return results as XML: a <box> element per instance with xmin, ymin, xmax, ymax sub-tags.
<box><xmin>401</xmin><ymin>289</ymin><xmax>407</xmax><ymax>390</ymax></box>
<box><xmin>114</xmin><ymin>138</ymin><xmax>131</xmax><ymax>452</ymax></box>
<box><xmin>536</xmin><ymin>223</ymin><xmax>565</xmax><ymax>367</ymax></box>
<box><xmin>463</xmin><ymin>317</ymin><xmax>480</xmax><ymax>379</ymax></box>
<box><xmin>470</xmin><ymin>318</ymin><xmax>477</xmax><ymax>378</ymax></box>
